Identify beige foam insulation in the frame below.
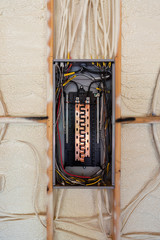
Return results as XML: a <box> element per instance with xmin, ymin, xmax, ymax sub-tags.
<box><xmin>0</xmin><ymin>124</ymin><xmax>47</xmax><ymax>239</ymax></box>
<box><xmin>121</xmin><ymin>0</ymin><xmax>160</xmax><ymax>117</ymax></box>
<box><xmin>0</xmin><ymin>0</ymin><xmax>48</xmax><ymax>116</ymax></box>
<box><xmin>121</xmin><ymin>124</ymin><xmax>160</xmax><ymax>239</ymax></box>
<box><xmin>120</xmin><ymin>1</ymin><xmax>160</xmax><ymax>239</ymax></box>
<box><xmin>0</xmin><ymin>0</ymin><xmax>160</xmax><ymax>240</ymax></box>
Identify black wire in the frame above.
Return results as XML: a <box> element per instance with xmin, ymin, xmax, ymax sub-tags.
<box><xmin>76</xmin><ymin>82</ymin><xmax>99</xmax><ymax>90</ymax></box>
<box><xmin>64</xmin><ymin>66</ymin><xmax>111</xmax><ymax>77</ymax></box>
<box><xmin>64</xmin><ymin>80</ymin><xmax>79</xmax><ymax>93</ymax></box>
<box><xmin>87</xmin><ymin>79</ymin><xmax>102</xmax><ymax>94</ymax></box>
<box><xmin>87</xmin><ymin>75</ymin><xmax>111</xmax><ymax>94</ymax></box>
<box><xmin>82</xmin><ymin>66</ymin><xmax>109</xmax><ymax>74</ymax></box>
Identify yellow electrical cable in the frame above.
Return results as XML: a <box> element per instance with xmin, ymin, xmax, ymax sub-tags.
<box><xmin>56</xmin><ymin>169</ymin><xmax>102</xmax><ymax>185</ymax></box>
<box><xmin>73</xmin><ymin>176</ymin><xmax>101</xmax><ymax>182</ymax></box>
<box><xmin>108</xmin><ymin>62</ymin><xmax>111</xmax><ymax>68</ymax></box>
<box><xmin>88</xmin><ymin>176</ymin><xmax>101</xmax><ymax>181</ymax></box>
<box><xmin>71</xmin><ymin>177</ymin><xmax>85</xmax><ymax>183</ymax></box>
<box><xmin>63</xmin><ymin>75</ymin><xmax>76</xmax><ymax>87</ymax></box>
<box><xmin>103</xmin><ymin>61</ymin><xmax>106</xmax><ymax>67</ymax></box>
<box><xmin>96</xmin><ymin>87</ymin><xmax>110</xmax><ymax>93</ymax></box>
<box><xmin>67</xmin><ymin>52</ymin><xmax>70</xmax><ymax>65</ymax></box>
<box><xmin>56</xmin><ymin>170</ymin><xmax>71</xmax><ymax>185</ymax></box>
<box><xmin>91</xmin><ymin>55</ymin><xmax>94</xmax><ymax>65</ymax></box>
<box><xmin>56</xmin><ymin>170</ymin><xmax>65</xmax><ymax>179</ymax></box>
<box><xmin>96</xmin><ymin>87</ymin><xmax>102</xmax><ymax>91</ymax></box>
<box><xmin>97</xmin><ymin>63</ymin><xmax>101</xmax><ymax>68</ymax></box>
<box><xmin>86</xmin><ymin>178</ymin><xmax>102</xmax><ymax>186</ymax></box>
<box><xmin>64</xmin><ymin>72</ymin><xmax>75</xmax><ymax>77</ymax></box>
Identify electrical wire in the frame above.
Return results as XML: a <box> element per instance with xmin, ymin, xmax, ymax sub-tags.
<box><xmin>0</xmin><ymin>91</ymin><xmax>8</xmax><ymax>143</ymax></box>
<box><xmin>86</xmin><ymin>178</ymin><xmax>102</xmax><ymax>186</ymax></box>
<box><xmin>151</xmin><ymin>70</ymin><xmax>160</xmax><ymax>159</ymax></box>
<box><xmin>64</xmin><ymin>80</ymin><xmax>79</xmax><ymax>93</ymax></box>
<box><xmin>55</xmin><ymin>0</ymin><xmax>120</xmax><ymax>59</ymax></box>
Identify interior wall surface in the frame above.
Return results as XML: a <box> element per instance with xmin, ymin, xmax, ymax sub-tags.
<box><xmin>0</xmin><ymin>0</ymin><xmax>160</xmax><ymax>240</ymax></box>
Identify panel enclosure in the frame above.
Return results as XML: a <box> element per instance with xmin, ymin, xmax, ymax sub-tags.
<box><xmin>53</xmin><ymin>59</ymin><xmax>115</xmax><ymax>188</ymax></box>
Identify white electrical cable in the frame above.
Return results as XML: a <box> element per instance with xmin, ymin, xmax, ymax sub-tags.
<box><xmin>55</xmin><ymin>0</ymin><xmax>66</xmax><ymax>58</ymax></box>
<box><xmin>69</xmin><ymin>1</ymin><xmax>84</xmax><ymax>56</ymax></box>
<box><xmin>114</xmin><ymin>0</ymin><xmax>120</xmax><ymax>56</ymax></box>
<box><xmin>121</xmin><ymin>170</ymin><xmax>160</xmax><ymax>232</ymax></box>
<box><xmin>109</xmin><ymin>0</ymin><xmax>115</xmax><ymax>58</ymax></box>
<box><xmin>68</xmin><ymin>0</ymin><xmax>74</xmax><ymax>55</ymax></box>
<box><xmin>106</xmin><ymin>0</ymin><xmax>111</xmax><ymax>58</ymax></box>
<box><xmin>100</xmin><ymin>0</ymin><xmax>107</xmax><ymax>58</ymax></box>
<box><xmin>0</xmin><ymin>91</ymin><xmax>8</xmax><ymax>143</ymax></box>
<box><xmin>151</xmin><ymin>70</ymin><xmax>160</xmax><ymax>160</ymax></box>
<box><xmin>87</xmin><ymin>0</ymin><xmax>92</xmax><ymax>58</ymax></box>
<box><xmin>97</xmin><ymin>1</ymin><xmax>104</xmax><ymax>33</ymax></box>
<box><xmin>92</xmin><ymin>0</ymin><xmax>99</xmax><ymax>57</ymax></box>
<box><xmin>55</xmin><ymin>0</ymin><xmax>120</xmax><ymax>59</ymax></box>
<box><xmin>103</xmin><ymin>189</ymin><xmax>112</xmax><ymax>216</ymax></box>
<box><xmin>152</xmin><ymin>70</ymin><xmax>160</xmax><ymax>117</ymax></box>
<box><xmin>53</xmin><ymin>189</ymin><xmax>112</xmax><ymax>239</ymax></box>
<box><xmin>59</xmin><ymin>0</ymin><xmax>70</xmax><ymax>58</ymax></box>
<box><xmin>54</xmin><ymin>189</ymin><xmax>64</xmax><ymax>220</ymax></box>
<box><xmin>80</xmin><ymin>0</ymin><xmax>89</xmax><ymax>59</ymax></box>
<box><xmin>58</xmin><ymin>1</ymin><xmax>66</xmax><ymax>58</ymax></box>
<box><xmin>97</xmin><ymin>190</ymin><xmax>109</xmax><ymax>240</ymax></box>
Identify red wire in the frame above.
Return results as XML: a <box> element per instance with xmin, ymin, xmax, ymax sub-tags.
<box><xmin>67</xmin><ymin>63</ymin><xmax>72</xmax><ymax>73</ymax></box>
<box><xmin>56</xmin><ymin>90</ymin><xmax>90</xmax><ymax>179</ymax></box>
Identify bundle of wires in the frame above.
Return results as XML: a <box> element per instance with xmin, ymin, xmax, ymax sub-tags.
<box><xmin>55</xmin><ymin>62</ymin><xmax>112</xmax><ymax>186</ymax></box>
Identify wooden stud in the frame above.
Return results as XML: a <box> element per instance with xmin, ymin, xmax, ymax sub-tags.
<box><xmin>47</xmin><ymin>0</ymin><xmax>54</xmax><ymax>240</ymax></box>
<box><xmin>0</xmin><ymin>116</ymin><xmax>48</xmax><ymax>124</ymax></box>
<box><xmin>113</xmin><ymin>1</ymin><xmax>121</xmax><ymax>240</ymax></box>
<box><xmin>116</xmin><ymin>116</ymin><xmax>160</xmax><ymax>124</ymax></box>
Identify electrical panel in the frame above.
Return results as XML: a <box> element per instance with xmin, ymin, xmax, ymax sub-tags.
<box><xmin>53</xmin><ymin>60</ymin><xmax>115</xmax><ymax>188</ymax></box>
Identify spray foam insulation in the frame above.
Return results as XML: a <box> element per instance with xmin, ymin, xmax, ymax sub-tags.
<box><xmin>0</xmin><ymin>0</ymin><xmax>48</xmax><ymax>116</ymax></box>
<box><xmin>0</xmin><ymin>0</ymin><xmax>160</xmax><ymax>240</ymax></box>
<box><xmin>121</xmin><ymin>0</ymin><xmax>160</xmax><ymax>117</ymax></box>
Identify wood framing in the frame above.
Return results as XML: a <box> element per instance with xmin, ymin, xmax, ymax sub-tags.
<box><xmin>0</xmin><ymin>116</ymin><xmax>48</xmax><ymax>124</ymax></box>
<box><xmin>47</xmin><ymin>0</ymin><xmax>54</xmax><ymax>239</ymax></box>
<box><xmin>113</xmin><ymin>1</ymin><xmax>121</xmax><ymax>239</ymax></box>
<box><xmin>116</xmin><ymin>116</ymin><xmax>160</xmax><ymax>124</ymax></box>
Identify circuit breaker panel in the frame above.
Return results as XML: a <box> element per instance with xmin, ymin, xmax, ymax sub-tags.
<box><xmin>65</xmin><ymin>90</ymin><xmax>101</xmax><ymax>168</ymax></box>
<box><xmin>53</xmin><ymin>60</ymin><xmax>115</xmax><ymax>188</ymax></box>
<box><xmin>75</xmin><ymin>96</ymin><xmax>90</xmax><ymax>163</ymax></box>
